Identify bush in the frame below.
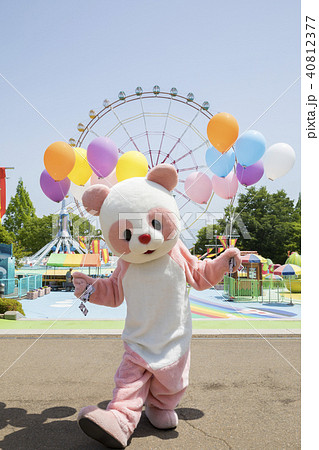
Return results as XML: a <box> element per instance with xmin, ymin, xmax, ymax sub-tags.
<box><xmin>0</xmin><ymin>298</ymin><xmax>25</xmax><ymax>316</ymax></box>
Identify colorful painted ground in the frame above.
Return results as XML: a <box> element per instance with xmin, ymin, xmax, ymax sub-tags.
<box><xmin>190</xmin><ymin>291</ymin><xmax>300</xmax><ymax>320</ymax></box>
<box><xmin>17</xmin><ymin>288</ymin><xmax>300</xmax><ymax>321</ymax></box>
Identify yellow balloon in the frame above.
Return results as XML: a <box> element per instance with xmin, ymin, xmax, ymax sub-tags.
<box><xmin>68</xmin><ymin>147</ymin><xmax>93</xmax><ymax>186</ymax></box>
<box><xmin>116</xmin><ymin>151</ymin><xmax>148</xmax><ymax>182</ymax></box>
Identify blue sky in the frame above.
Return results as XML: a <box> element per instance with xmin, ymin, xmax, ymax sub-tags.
<box><xmin>0</xmin><ymin>0</ymin><xmax>300</xmax><ymax>217</ymax></box>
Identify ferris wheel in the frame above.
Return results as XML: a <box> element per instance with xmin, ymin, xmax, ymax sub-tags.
<box><xmin>68</xmin><ymin>86</ymin><xmax>214</xmax><ymax>220</ymax></box>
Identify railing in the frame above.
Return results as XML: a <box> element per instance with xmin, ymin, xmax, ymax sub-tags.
<box><xmin>223</xmin><ymin>275</ymin><xmax>290</xmax><ymax>303</ymax></box>
<box><xmin>0</xmin><ymin>275</ymin><xmax>43</xmax><ymax>298</ymax></box>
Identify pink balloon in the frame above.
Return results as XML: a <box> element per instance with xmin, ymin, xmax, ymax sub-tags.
<box><xmin>184</xmin><ymin>172</ymin><xmax>213</xmax><ymax>204</ymax></box>
<box><xmin>212</xmin><ymin>172</ymin><xmax>238</xmax><ymax>199</ymax></box>
<box><xmin>90</xmin><ymin>168</ymin><xmax>118</xmax><ymax>188</ymax></box>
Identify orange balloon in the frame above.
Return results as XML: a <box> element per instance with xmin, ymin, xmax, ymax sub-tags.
<box><xmin>44</xmin><ymin>141</ymin><xmax>76</xmax><ymax>181</ymax></box>
<box><xmin>207</xmin><ymin>113</ymin><xmax>239</xmax><ymax>153</ymax></box>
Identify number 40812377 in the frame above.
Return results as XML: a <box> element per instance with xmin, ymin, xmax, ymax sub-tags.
<box><xmin>306</xmin><ymin>16</ymin><xmax>316</xmax><ymax>79</ymax></box>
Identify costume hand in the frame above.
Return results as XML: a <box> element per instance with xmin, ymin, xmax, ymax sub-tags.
<box><xmin>221</xmin><ymin>248</ymin><xmax>241</xmax><ymax>273</ymax></box>
<box><xmin>73</xmin><ymin>272</ymin><xmax>95</xmax><ymax>298</ymax></box>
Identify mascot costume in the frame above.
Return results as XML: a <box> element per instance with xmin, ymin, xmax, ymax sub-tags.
<box><xmin>73</xmin><ymin>163</ymin><xmax>241</xmax><ymax>448</ymax></box>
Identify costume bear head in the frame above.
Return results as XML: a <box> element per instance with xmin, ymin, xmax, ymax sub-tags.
<box><xmin>82</xmin><ymin>164</ymin><xmax>181</xmax><ymax>264</ymax></box>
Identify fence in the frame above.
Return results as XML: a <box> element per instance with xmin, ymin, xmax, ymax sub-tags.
<box><xmin>0</xmin><ymin>275</ymin><xmax>43</xmax><ymax>298</ymax></box>
<box><xmin>223</xmin><ymin>275</ymin><xmax>290</xmax><ymax>303</ymax></box>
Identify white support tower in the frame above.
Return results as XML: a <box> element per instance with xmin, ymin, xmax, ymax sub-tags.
<box><xmin>29</xmin><ymin>200</ymin><xmax>87</xmax><ymax>266</ymax></box>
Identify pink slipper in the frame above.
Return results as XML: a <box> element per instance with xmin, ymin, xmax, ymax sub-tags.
<box><xmin>77</xmin><ymin>406</ymin><xmax>129</xmax><ymax>448</ymax></box>
<box><xmin>145</xmin><ymin>405</ymin><xmax>178</xmax><ymax>429</ymax></box>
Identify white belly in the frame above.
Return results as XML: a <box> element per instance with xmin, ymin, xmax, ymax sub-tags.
<box><xmin>121</xmin><ymin>254</ymin><xmax>192</xmax><ymax>369</ymax></box>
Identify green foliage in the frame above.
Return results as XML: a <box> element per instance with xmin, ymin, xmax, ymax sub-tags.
<box><xmin>195</xmin><ymin>187</ymin><xmax>301</xmax><ymax>265</ymax></box>
<box><xmin>0</xmin><ymin>224</ymin><xmax>14</xmax><ymax>244</ymax></box>
<box><xmin>1</xmin><ymin>178</ymin><xmax>103</xmax><ymax>265</ymax></box>
<box><xmin>0</xmin><ymin>298</ymin><xmax>25</xmax><ymax>316</ymax></box>
<box><xmin>69</xmin><ymin>214</ymin><xmax>99</xmax><ymax>238</ymax></box>
<box><xmin>0</xmin><ymin>225</ymin><xmax>27</xmax><ymax>268</ymax></box>
<box><xmin>18</xmin><ymin>215</ymin><xmax>54</xmax><ymax>254</ymax></box>
<box><xmin>3</xmin><ymin>179</ymin><xmax>35</xmax><ymax>235</ymax></box>
<box><xmin>194</xmin><ymin>224</ymin><xmax>219</xmax><ymax>254</ymax></box>
<box><xmin>12</xmin><ymin>242</ymin><xmax>30</xmax><ymax>268</ymax></box>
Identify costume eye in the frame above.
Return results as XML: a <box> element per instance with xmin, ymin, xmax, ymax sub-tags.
<box><xmin>151</xmin><ymin>219</ymin><xmax>161</xmax><ymax>230</ymax></box>
<box><xmin>123</xmin><ymin>229</ymin><xmax>132</xmax><ymax>241</ymax></box>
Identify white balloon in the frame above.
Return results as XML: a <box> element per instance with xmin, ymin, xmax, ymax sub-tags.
<box><xmin>69</xmin><ymin>181</ymin><xmax>90</xmax><ymax>202</ymax></box>
<box><xmin>263</xmin><ymin>143</ymin><xmax>295</xmax><ymax>181</ymax></box>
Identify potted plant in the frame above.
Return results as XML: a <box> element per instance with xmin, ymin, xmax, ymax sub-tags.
<box><xmin>38</xmin><ymin>287</ymin><xmax>45</xmax><ymax>297</ymax></box>
<box><xmin>43</xmin><ymin>286</ymin><xmax>51</xmax><ymax>295</ymax></box>
<box><xmin>27</xmin><ymin>290</ymin><xmax>38</xmax><ymax>300</ymax></box>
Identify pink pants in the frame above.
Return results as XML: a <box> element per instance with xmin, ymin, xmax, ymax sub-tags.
<box><xmin>107</xmin><ymin>343</ymin><xmax>191</xmax><ymax>434</ymax></box>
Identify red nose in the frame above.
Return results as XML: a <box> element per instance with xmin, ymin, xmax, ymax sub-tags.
<box><xmin>138</xmin><ymin>234</ymin><xmax>151</xmax><ymax>244</ymax></box>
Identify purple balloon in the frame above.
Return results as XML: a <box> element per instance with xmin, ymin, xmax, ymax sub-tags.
<box><xmin>87</xmin><ymin>137</ymin><xmax>119</xmax><ymax>178</ymax></box>
<box><xmin>236</xmin><ymin>160</ymin><xmax>264</xmax><ymax>187</ymax></box>
<box><xmin>40</xmin><ymin>170</ymin><xmax>70</xmax><ymax>202</ymax></box>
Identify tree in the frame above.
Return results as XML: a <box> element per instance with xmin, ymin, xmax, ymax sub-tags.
<box><xmin>69</xmin><ymin>214</ymin><xmax>99</xmax><ymax>238</ymax></box>
<box><xmin>0</xmin><ymin>224</ymin><xmax>14</xmax><ymax>245</ymax></box>
<box><xmin>0</xmin><ymin>224</ymin><xmax>29</xmax><ymax>268</ymax></box>
<box><xmin>3</xmin><ymin>179</ymin><xmax>35</xmax><ymax>236</ymax></box>
<box><xmin>194</xmin><ymin>224</ymin><xmax>219</xmax><ymax>254</ymax></box>
<box><xmin>17</xmin><ymin>213</ymin><xmax>99</xmax><ymax>256</ymax></box>
<box><xmin>17</xmin><ymin>215</ymin><xmax>54</xmax><ymax>254</ymax></box>
<box><xmin>194</xmin><ymin>187</ymin><xmax>301</xmax><ymax>265</ymax></box>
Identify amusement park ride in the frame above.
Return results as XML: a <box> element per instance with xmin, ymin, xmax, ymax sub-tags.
<box><xmin>68</xmin><ymin>86</ymin><xmax>214</xmax><ymax>218</ymax></box>
<box><xmin>2</xmin><ymin>85</ymin><xmax>297</xmax><ymax>270</ymax></box>
<box><xmin>28</xmin><ymin>199</ymin><xmax>87</xmax><ymax>266</ymax></box>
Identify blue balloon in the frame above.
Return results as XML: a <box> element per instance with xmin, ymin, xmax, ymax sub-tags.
<box><xmin>205</xmin><ymin>146</ymin><xmax>235</xmax><ymax>178</ymax></box>
<box><xmin>234</xmin><ymin>130</ymin><xmax>266</xmax><ymax>167</ymax></box>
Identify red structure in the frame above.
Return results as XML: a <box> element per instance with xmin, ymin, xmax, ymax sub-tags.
<box><xmin>0</xmin><ymin>168</ymin><xmax>6</xmax><ymax>219</ymax></box>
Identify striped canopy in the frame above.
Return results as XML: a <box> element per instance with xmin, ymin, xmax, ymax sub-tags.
<box><xmin>241</xmin><ymin>253</ymin><xmax>267</xmax><ymax>263</ymax></box>
<box><xmin>264</xmin><ymin>274</ymin><xmax>282</xmax><ymax>280</ymax></box>
<box><xmin>47</xmin><ymin>253</ymin><xmax>101</xmax><ymax>267</ymax></box>
<box><xmin>274</xmin><ymin>264</ymin><xmax>301</xmax><ymax>276</ymax></box>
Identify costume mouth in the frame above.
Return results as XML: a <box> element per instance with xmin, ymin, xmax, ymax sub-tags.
<box><xmin>144</xmin><ymin>250</ymin><xmax>155</xmax><ymax>254</ymax></box>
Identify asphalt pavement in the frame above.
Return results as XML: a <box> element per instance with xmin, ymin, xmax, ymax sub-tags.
<box><xmin>0</xmin><ymin>336</ymin><xmax>301</xmax><ymax>449</ymax></box>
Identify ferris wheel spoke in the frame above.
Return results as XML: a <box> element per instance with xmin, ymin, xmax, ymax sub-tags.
<box><xmin>156</xmin><ymin>98</ymin><xmax>173</xmax><ymax>166</ymax></box>
<box><xmin>189</xmin><ymin>150</ymin><xmax>199</xmax><ymax>170</ymax></box>
<box><xmin>109</xmin><ymin>104</ymin><xmax>141</xmax><ymax>153</ymax></box>
<box><xmin>174</xmin><ymin>187</ymin><xmax>192</xmax><ymax>202</ymax></box>
<box><xmin>176</xmin><ymin>165</ymin><xmax>206</xmax><ymax>173</ymax></box>
<box><xmin>161</xmin><ymin>109</ymin><xmax>201</xmax><ymax>164</ymax></box>
<box><xmin>87</xmin><ymin>128</ymin><xmax>101</xmax><ymax>138</ymax></box>
<box><xmin>73</xmin><ymin>88</ymin><xmax>215</xmax><ymax>222</ymax></box>
<box><xmin>139</xmin><ymin>98</ymin><xmax>154</xmax><ymax>167</ymax></box>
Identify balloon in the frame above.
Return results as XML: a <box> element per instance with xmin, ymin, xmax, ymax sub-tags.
<box><xmin>205</xmin><ymin>145</ymin><xmax>235</xmax><ymax>178</ymax></box>
<box><xmin>184</xmin><ymin>172</ymin><xmax>212</xmax><ymax>204</ymax></box>
<box><xmin>87</xmin><ymin>137</ymin><xmax>119</xmax><ymax>178</ymax></box>
<box><xmin>69</xmin><ymin>181</ymin><xmax>90</xmax><ymax>202</ymax></box>
<box><xmin>40</xmin><ymin>169</ymin><xmax>70</xmax><ymax>202</ymax></box>
<box><xmin>44</xmin><ymin>141</ymin><xmax>75</xmax><ymax>181</ymax></box>
<box><xmin>116</xmin><ymin>151</ymin><xmax>148</xmax><ymax>182</ymax></box>
<box><xmin>212</xmin><ymin>172</ymin><xmax>238</xmax><ymax>199</ymax></box>
<box><xmin>263</xmin><ymin>143</ymin><xmax>296</xmax><ymax>181</ymax></box>
<box><xmin>90</xmin><ymin>168</ymin><xmax>118</xmax><ymax>188</ymax></box>
<box><xmin>236</xmin><ymin>160</ymin><xmax>264</xmax><ymax>186</ymax></box>
<box><xmin>234</xmin><ymin>130</ymin><xmax>266</xmax><ymax>167</ymax></box>
<box><xmin>207</xmin><ymin>112</ymin><xmax>239</xmax><ymax>153</ymax></box>
<box><xmin>68</xmin><ymin>147</ymin><xmax>93</xmax><ymax>186</ymax></box>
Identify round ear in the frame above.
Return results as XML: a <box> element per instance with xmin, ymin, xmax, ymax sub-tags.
<box><xmin>82</xmin><ymin>185</ymin><xmax>110</xmax><ymax>216</ymax></box>
<box><xmin>147</xmin><ymin>164</ymin><xmax>178</xmax><ymax>191</ymax></box>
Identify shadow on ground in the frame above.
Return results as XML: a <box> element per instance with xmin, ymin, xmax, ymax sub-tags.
<box><xmin>0</xmin><ymin>401</ymin><xmax>204</xmax><ymax>449</ymax></box>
